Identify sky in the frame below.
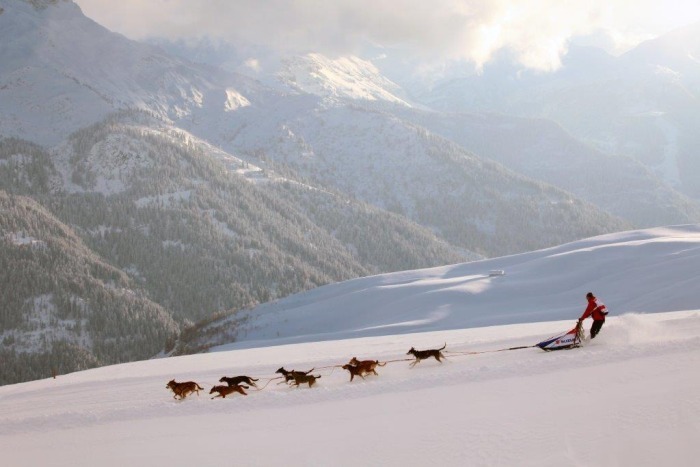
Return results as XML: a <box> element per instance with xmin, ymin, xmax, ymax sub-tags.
<box><xmin>75</xmin><ymin>0</ymin><xmax>700</xmax><ymax>71</ymax></box>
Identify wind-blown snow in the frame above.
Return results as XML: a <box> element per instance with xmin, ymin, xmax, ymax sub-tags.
<box><xmin>1</xmin><ymin>225</ymin><xmax>699</xmax><ymax>466</ymax></box>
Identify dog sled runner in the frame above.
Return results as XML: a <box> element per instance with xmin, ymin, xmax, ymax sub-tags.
<box><xmin>536</xmin><ymin>322</ymin><xmax>584</xmax><ymax>351</ymax></box>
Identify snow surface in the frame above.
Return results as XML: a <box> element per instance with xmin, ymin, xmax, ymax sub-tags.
<box><xmin>1</xmin><ymin>225</ymin><xmax>699</xmax><ymax>466</ymax></box>
<box><xmin>6</xmin><ymin>231</ymin><xmax>45</xmax><ymax>247</ymax></box>
<box><xmin>0</xmin><ymin>312</ymin><xmax>698</xmax><ymax>466</ymax></box>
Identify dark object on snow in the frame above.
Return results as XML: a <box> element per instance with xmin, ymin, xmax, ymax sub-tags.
<box><xmin>210</xmin><ymin>384</ymin><xmax>248</xmax><ymax>398</ymax></box>
<box><xmin>579</xmin><ymin>292</ymin><xmax>609</xmax><ymax>339</ymax></box>
<box><xmin>166</xmin><ymin>379</ymin><xmax>203</xmax><ymax>399</ymax></box>
<box><xmin>275</xmin><ymin>367</ymin><xmax>315</xmax><ymax>385</ymax></box>
<box><xmin>407</xmin><ymin>343</ymin><xmax>447</xmax><ymax>367</ymax></box>
<box><xmin>219</xmin><ymin>375</ymin><xmax>259</xmax><ymax>388</ymax></box>
<box><xmin>536</xmin><ymin>322</ymin><xmax>583</xmax><ymax>351</ymax></box>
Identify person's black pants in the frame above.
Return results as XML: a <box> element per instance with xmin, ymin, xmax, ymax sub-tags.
<box><xmin>590</xmin><ymin>319</ymin><xmax>605</xmax><ymax>339</ymax></box>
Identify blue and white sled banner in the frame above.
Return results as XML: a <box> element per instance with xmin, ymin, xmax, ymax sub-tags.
<box><xmin>536</xmin><ymin>327</ymin><xmax>579</xmax><ymax>350</ymax></box>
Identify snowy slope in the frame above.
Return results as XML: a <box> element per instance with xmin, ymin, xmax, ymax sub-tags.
<box><xmin>196</xmin><ymin>225</ymin><xmax>700</xmax><ymax>350</ymax></box>
<box><xmin>1</xmin><ymin>225</ymin><xmax>699</xmax><ymax>466</ymax></box>
<box><xmin>0</xmin><ymin>311</ymin><xmax>698</xmax><ymax>466</ymax></box>
<box><xmin>277</xmin><ymin>53</ymin><xmax>411</xmax><ymax>105</ymax></box>
<box><xmin>0</xmin><ymin>0</ymin><xmax>260</xmax><ymax>145</ymax></box>
<box><xmin>49</xmin><ymin>112</ymin><xmax>266</xmax><ymax>196</ymax></box>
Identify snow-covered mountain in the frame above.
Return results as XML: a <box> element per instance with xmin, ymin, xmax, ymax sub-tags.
<box><xmin>0</xmin><ymin>0</ymin><xmax>634</xmax><ymax>259</ymax></box>
<box><xmin>180</xmin><ymin>224</ymin><xmax>700</xmax><ymax>351</ymax></box>
<box><xmin>149</xmin><ymin>35</ymin><xmax>700</xmax><ymax>229</ymax></box>
<box><xmin>2</xmin><ymin>0</ymin><xmax>700</xmax><ymax>387</ymax></box>
<box><xmin>622</xmin><ymin>20</ymin><xmax>700</xmax><ymax>86</ymax></box>
<box><xmin>1</xmin><ymin>112</ymin><xmax>472</xmax><ymax>385</ymax></box>
<box><xmin>0</xmin><ymin>0</ymin><xmax>262</xmax><ymax>145</ymax></box>
<box><xmin>400</xmin><ymin>21</ymin><xmax>700</xmax><ymax>199</ymax></box>
<box><xmin>276</xmin><ymin>53</ymin><xmax>412</xmax><ymax>105</ymax></box>
<box><xmin>211</xmin><ymin>99</ymin><xmax>632</xmax><ymax>256</ymax></box>
<box><xmin>397</xmin><ymin>109</ymin><xmax>700</xmax><ymax>227</ymax></box>
<box><xmin>3</xmin><ymin>0</ymin><xmax>695</xmax><ymax>234</ymax></box>
<box><xmin>1</xmin><ymin>224</ymin><xmax>698</xmax><ymax>466</ymax></box>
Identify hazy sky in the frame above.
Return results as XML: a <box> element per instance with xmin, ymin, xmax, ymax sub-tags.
<box><xmin>75</xmin><ymin>0</ymin><xmax>700</xmax><ymax>71</ymax></box>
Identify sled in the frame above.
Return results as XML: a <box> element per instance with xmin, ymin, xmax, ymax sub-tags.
<box><xmin>536</xmin><ymin>322</ymin><xmax>584</xmax><ymax>351</ymax></box>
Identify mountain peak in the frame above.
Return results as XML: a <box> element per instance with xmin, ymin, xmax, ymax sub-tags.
<box><xmin>277</xmin><ymin>53</ymin><xmax>411</xmax><ymax>106</ymax></box>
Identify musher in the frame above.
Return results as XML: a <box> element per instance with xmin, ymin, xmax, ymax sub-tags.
<box><xmin>578</xmin><ymin>292</ymin><xmax>608</xmax><ymax>339</ymax></box>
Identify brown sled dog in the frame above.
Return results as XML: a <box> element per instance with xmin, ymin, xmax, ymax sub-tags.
<box><xmin>290</xmin><ymin>372</ymin><xmax>321</xmax><ymax>388</ymax></box>
<box><xmin>219</xmin><ymin>375</ymin><xmax>259</xmax><ymax>388</ymax></box>
<box><xmin>348</xmin><ymin>357</ymin><xmax>386</xmax><ymax>375</ymax></box>
<box><xmin>166</xmin><ymin>379</ymin><xmax>204</xmax><ymax>400</ymax></box>
<box><xmin>406</xmin><ymin>343</ymin><xmax>447</xmax><ymax>367</ymax></box>
<box><xmin>275</xmin><ymin>367</ymin><xmax>314</xmax><ymax>385</ymax></box>
<box><xmin>210</xmin><ymin>384</ymin><xmax>249</xmax><ymax>399</ymax></box>
<box><xmin>341</xmin><ymin>363</ymin><xmax>373</xmax><ymax>382</ymax></box>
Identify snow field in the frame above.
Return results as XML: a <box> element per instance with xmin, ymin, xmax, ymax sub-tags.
<box><xmin>1</xmin><ymin>311</ymin><xmax>698</xmax><ymax>466</ymax></box>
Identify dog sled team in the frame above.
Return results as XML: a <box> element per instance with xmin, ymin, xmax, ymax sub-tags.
<box><xmin>167</xmin><ymin>292</ymin><xmax>608</xmax><ymax>400</ymax></box>
<box><xmin>166</xmin><ymin>344</ymin><xmax>447</xmax><ymax>400</ymax></box>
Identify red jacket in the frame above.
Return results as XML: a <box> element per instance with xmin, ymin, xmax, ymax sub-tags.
<box><xmin>580</xmin><ymin>297</ymin><xmax>608</xmax><ymax>321</ymax></box>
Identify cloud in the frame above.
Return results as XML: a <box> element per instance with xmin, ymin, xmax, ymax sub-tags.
<box><xmin>76</xmin><ymin>0</ymin><xmax>700</xmax><ymax>71</ymax></box>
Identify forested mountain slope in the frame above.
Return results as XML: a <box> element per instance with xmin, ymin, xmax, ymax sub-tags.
<box><xmin>1</xmin><ymin>112</ymin><xmax>470</xmax><ymax>382</ymax></box>
<box><xmin>216</xmin><ymin>100</ymin><xmax>632</xmax><ymax>256</ymax></box>
<box><xmin>0</xmin><ymin>190</ymin><xmax>179</xmax><ymax>385</ymax></box>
